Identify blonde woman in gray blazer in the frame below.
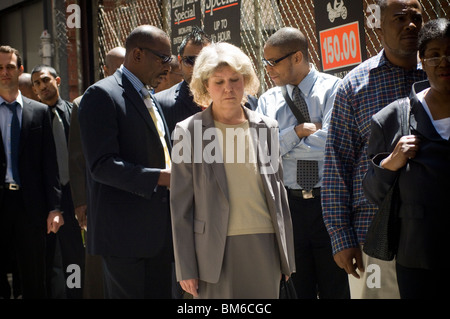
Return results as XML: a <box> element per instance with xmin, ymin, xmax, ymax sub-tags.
<box><xmin>170</xmin><ymin>42</ymin><xmax>295</xmax><ymax>299</ymax></box>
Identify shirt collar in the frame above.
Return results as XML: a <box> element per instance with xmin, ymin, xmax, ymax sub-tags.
<box><xmin>50</xmin><ymin>97</ymin><xmax>64</xmax><ymax>110</ymax></box>
<box><xmin>372</xmin><ymin>49</ymin><xmax>423</xmax><ymax>71</ymax></box>
<box><xmin>0</xmin><ymin>92</ymin><xmax>24</xmax><ymax>109</ymax></box>
<box><xmin>287</xmin><ymin>63</ymin><xmax>318</xmax><ymax>99</ymax></box>
<box><xmin>121</xmin><ymin>65</ymin><xmax>147</xmax><ymax>98</ymax></box>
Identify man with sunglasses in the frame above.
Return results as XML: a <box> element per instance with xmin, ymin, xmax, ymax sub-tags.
<box><xmin>154</xmin><ymin>26</ymin><xmax>212</xmax><ymax>140</ymax></box>
<box><xmin>78</xmin><ymin>25</ymin><xmax>173</xmax><ymax>298</ymax></box>
<box><xmin>256</xmin><ymin>27</ymin><xmax>350</xmax><ymax>299</ymax></box>
<box><xmin>153</xmin><ymin>56</ymin><xmax>183</xmax><ymax>93</ymax></box>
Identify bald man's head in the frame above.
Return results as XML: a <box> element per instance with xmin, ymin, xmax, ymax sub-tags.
<box><xmin>19</xmin><ymin>72</ymin><xmax>40</xmax><ymax>101</ymax></box>
<box><xmin>104</xmin><ymin>46</ymin><xmax>126</xmax><ymax>76</ymax></box>
<box><xmin>265</xmin><ymin>27</ymin><xmax>309</xmax><ymax>63</ymax></box>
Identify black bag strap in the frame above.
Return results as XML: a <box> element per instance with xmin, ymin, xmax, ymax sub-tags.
<box><xmin>281</xmin><ymin>86</ymin><xmax>307</xmax><ymax>124</ymax></box>
<box><xmin>399</xmin><ymin>97</ymin><xmax>411</xmax><ymax>136</ymax></box>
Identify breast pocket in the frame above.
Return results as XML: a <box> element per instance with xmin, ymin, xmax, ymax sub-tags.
<box><xmin>194</xmin><ymin>219</ymin><xmax>205</xmax><ymax>234</ymax></box>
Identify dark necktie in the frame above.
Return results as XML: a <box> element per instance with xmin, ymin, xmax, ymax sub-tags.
<box><xmin>52</xmin><ymin>108</ymin><xmax>70</xmax><ymax>185</ymax></box>
<box><xmin>292</xmin><ymin>86</ymin><xmax>319</xmax><ymax>191</ymax></box>
<box><xmin>3</xmin><ymin>102</ymin><xmax>21</xmax><ymax>185</ymax></box>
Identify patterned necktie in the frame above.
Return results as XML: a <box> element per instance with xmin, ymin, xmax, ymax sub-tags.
<box><xmin>141</xmin><ymin>88</ymin><xmax>171</xmax><ymax>169</ymax></box>
<box><xmin>292</xmin><ymin>86</ymin><xmax>319</xmax><ymax>191</ymax></box>
<box><xmin>52</xmin><ymin>108</ymin><xmax>70</xmax><ymax>185</ymax></box>
<box><xmin>3</xmin><ymin>102</ymin><xmax>21</xmax><ymax>185</ymax></box>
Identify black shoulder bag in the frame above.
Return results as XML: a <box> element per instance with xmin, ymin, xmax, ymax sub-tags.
<box><xmin>363</xmin><ymin>97</ymin><xmax>410</xmax><ymax>261</ymax></box>
<box><xmin>280</xmin><ymin>86</ymin><xmax>307</xmax><ymax>124</ymax></box>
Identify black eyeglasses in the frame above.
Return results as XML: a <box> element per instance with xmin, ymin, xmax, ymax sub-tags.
<box><xmin>262</xmin><ymin>51</ymin><xmax>298</xmax><ymax>67</ymax></box>
<box><xmin>139</xmin><ymin>47</ymin><xmax>173</xmax><ymax>64</ymax></box>
<box><xmin>422</xmin><ymin>55</ymin><xmax>450</xmax><ymax>67</ymax></box>
<box><xmin>181</xmin><ymin>56</ymin><xmax>197</xmax><ymax>66</ymax></box>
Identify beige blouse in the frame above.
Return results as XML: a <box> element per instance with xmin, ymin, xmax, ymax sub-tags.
<box><xmin>214</xmin><ymin>120</ymin><xmax>275</xmax><ymax>236</ymax></box>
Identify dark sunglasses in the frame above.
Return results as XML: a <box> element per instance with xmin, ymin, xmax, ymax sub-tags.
<box><xmin>181</xmin><ymin>56</ymin><xmax>197</xmax><ymax>66</ymax></box>
<box><xmin>139</xmin><ymin>47</ymin><xmax>173</xmax><ymax>64</ymax></box>
<box><xmin>262</xmin><ymin>51</ymin><xmax>298</xmax><ymax>67</ymax></box>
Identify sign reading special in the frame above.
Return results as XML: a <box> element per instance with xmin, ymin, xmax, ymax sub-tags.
<box><xmin>203</xmin><ymin>0</ymin><xmax>241</xmax><ymax>47</ymax></box>
<box><xmin>171</xmin><ymin>0</ymin><xmax>202</xmax><ymax>55</ymax></box>
<box><xmin>313</xmin><ymin>0</ymin><xmax>367</xmax><ymax>78</ymax></box>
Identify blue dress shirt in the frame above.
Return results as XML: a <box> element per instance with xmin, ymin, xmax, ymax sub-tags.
<box><xmin>256</xmin><ymin>65</ymin><xmax>341</xmax><ymax>189</ymax></box>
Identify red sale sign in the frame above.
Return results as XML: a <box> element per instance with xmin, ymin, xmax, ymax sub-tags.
<box><xmin>319</xmin><ymin>21</ymin><xmax>363</xmax><ymax>72</ymax></box>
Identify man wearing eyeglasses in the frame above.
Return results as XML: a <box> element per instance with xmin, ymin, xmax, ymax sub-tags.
<box><xmin>256</xmin><ymin>27</ymin><xmax>350</xmax><ymax>299</ymax></box>
<box><xmin>153</xmin><ymin>56</ymin><xmax>183</xmax><ymax>93</ymax></box>
<box><xmin>154</xmin><ymin>26</ymin><xmax>212</xmax><ymax>140</ymax></box>
<box><xmin>78</xmin><ymin>25</ymin><xmax>173</xmax><ymax>299</ymax></box>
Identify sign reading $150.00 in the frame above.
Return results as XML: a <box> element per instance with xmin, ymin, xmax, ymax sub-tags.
<box><xmin>319</xmin><ymin>21</ymin><xmax>362</xmax><ymax>72</ymax></box>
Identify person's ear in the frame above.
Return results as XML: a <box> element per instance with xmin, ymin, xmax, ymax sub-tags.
<box><xmin>133</xmin><ymin>47</ymin><xmax>142</xmax><ymax>63</ymax></box>
<box><xmin>293</xmin><ymin>51</ymin><xmax>304</xmax><ymax>65</ymax></box>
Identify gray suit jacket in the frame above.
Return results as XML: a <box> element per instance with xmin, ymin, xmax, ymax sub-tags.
<box><xmin>170</xmin><ymin>106</ymin><xmax>295</xmax><ymax>283</ymax></box>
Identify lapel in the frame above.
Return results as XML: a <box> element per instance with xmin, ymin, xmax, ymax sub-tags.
<box><xmin>410</xmin><ymin>81</ymin><xmax>444</xmax><ymax>142</ymax></box>
<box><xmin>151</xmin><ymin>92</ymin><xmax>172</xmax><ymax>150</ymax></box>
<box><xmin>19</xmin><ymin>98</ymin><xmax>34</xmax><ymax>155</ymax></box>
<box><xmin>409</xmin><ymin>104</ymin><xmax>444</xmax><ymax>141</ymax></box>
<box><xmin>201</xmin><ymin>106</ymin><xmax>229</xmax><ymax>201</ymax></box>
<box><xmin>114</xmin><ymin>70</ymin><xmax>160</xmax><ymax>140</ymax></box>
<box><xmin>245</xmin><ymin>108</ymin><xmax>277</xmax><ymax>202</ymax></box>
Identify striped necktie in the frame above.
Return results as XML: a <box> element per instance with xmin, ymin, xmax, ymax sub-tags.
<box><xmin>141</xmin><ymin>88</ymin><xmax>171</xmax><ymax>169</ymax></box>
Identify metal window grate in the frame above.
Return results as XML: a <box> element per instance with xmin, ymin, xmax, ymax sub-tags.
<box><xmin>97</xmin><ymin>0</ymin><xmax>450</xmax><ymax>92</ymax></box>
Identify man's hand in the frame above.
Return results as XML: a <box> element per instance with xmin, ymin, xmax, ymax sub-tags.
<box><xmin>158</xmin><ymin>168</ymin><xmax>171</xmax><ymax>187</ymax></box>
<box><xmin>333</xmin><ymin>247</ymin><xmax>364</xmax><ymax>279</ymax></box>
<box><xmin>47</xmin><ymin>210</ymin><xmax>64</xmax><ymax>234</ymax></box>
<box><xmin>294</xmin><ymin>122</ymin><xmax>322</xmax><ymax>139</ymax></box>
<box><xmin>180</xmin><ymin>278</ymin><xmax>199</xmax><ymax>297</ymax></box>
<box><xmin>75</xmin><ymin>204</ymin><xmax>87</xmax><ymax>230</ymax></box>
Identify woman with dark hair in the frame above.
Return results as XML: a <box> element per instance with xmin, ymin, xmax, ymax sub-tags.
<box><xmin>363</xmin><ymin>18</ymin><xmax>450</xmax><ymax>299</ymax></box>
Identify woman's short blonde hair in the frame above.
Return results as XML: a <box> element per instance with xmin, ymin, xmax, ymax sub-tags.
<box><xmin>190</xmin><ymin>42</ymin><xmax>260</xmax><ymax>107</ymax></box>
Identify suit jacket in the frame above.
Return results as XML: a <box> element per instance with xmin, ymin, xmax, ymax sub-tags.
<box><xmin>78</xmin><ymin>68</ymin><xmax>172</xmax><ymax>258</ymax></box>
<box><xmin>363</xmin><ymin>80</ymin><xmax>450</xmax><ymax>270</ymax></box>
<box><xmin>170</xmin><ymin>106</ymin><xmax>296</xmax><ymax>283</ymax></box>
<box><xmin>154</xmin><ymin>80</ymin><xmax>202</xmax><ymax>140</ymax></box>
<box><xmin>68</xmin><ymin>95</ymin><xmax>86</xmax><ymax>208</ymax></box>
<box><xmin>0</xmin><ymin>96</ymin><xmax>61</xmax><ymax>227</ymax></box>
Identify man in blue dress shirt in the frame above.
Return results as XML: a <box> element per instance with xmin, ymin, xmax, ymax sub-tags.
<box><xmin>257</xmin><ymin>27</ymin><xmax>349</xmax><ymax>299</ymax></box>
